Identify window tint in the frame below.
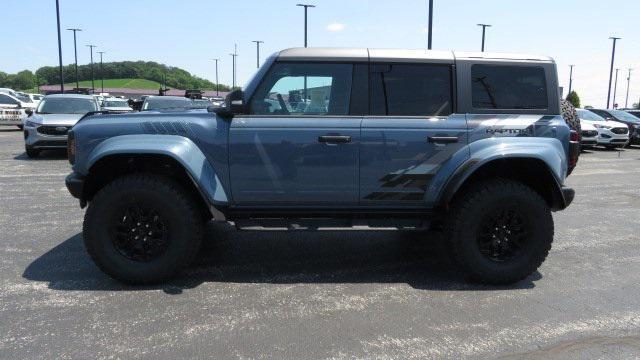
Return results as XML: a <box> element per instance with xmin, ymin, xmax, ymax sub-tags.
<box><xmin>370</xmin><ymin>63</ymin><xmax>452</xmax><ymax>116</ymax></box>
<box><xmin>472</xmin><ymin>65</ymin><xmax>547</xmax><ymax>109</ymax></box>
<box><xmin>250</xmin><ymin>62</ymin><xmax>352</xmax><ymax>116</ymax></box>
<box><xmin>0</xmin><ymin>94</ymin><xmax>18</xmax><ymax>105</ymax></box>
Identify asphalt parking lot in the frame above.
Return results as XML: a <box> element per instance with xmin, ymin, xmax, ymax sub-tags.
<box><xmin>1</xmin><ymin>128</ymin><xmax>640</xmax><ymax>359</ymax></box>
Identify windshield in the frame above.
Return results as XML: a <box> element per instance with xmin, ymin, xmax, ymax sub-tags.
<box><xmin>142</xmin><ymin>97</ymin><xmax>192</xmax><ymax>110</ymax></box>
<box><xmin>103</xmin><ymin>100</ymin><xmax>130</xmax><ymax>108</ymax></box>
<box><xmin>16</xmin><ymin>94</ymin><xmax>32</xmax><ymax>103</ymax></box>
<box><xmin>610</xmin><ymin>109</ymin><xmax>640</xmax><ymax>122</ymax></box>
<box><xmin>37</xmin><ymin>98</ymin><xmax>98</xmax><ymax>114</ymax></box>
<box><xmin>577</xmin><ymin>109</ymin><xmax>605</xmax><ymax>121</ymax></box>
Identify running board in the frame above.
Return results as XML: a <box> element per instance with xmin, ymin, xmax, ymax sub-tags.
<box><xmin>233</xmin><ymin>217</ymin><xmax>430</xmax><ymax>231</ymax></box>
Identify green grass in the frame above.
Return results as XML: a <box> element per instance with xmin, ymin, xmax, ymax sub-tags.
<box><xmin>63</xmin><ymin>78</ymin><xmax>162</xmax><ymax>90</ymax></box>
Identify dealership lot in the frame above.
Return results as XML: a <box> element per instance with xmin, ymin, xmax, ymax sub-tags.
<box><xmin>0</xmin><ymin>128</ymin><xmax>639</xmax><ymax>358</ymax></box>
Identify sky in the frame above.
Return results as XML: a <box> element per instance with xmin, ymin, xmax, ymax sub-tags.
<box><xmin>2</xmin><ymin>0</ymin><xmax>639</xmax><ymax>108</ymax></box>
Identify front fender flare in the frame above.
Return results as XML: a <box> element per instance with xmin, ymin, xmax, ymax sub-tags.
<box><xmin>82</xmin><ymin>134</ymin><xmax>228</xmax><ymax>205</ymax></box>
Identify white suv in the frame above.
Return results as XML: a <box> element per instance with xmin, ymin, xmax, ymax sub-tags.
<box><xmin>0</xmin><ymin>92</ymin><xmax>36</xmax><ymax>128</ymax></box>
<box><xmin>579</xmin><ymin>120</ymin><xmax>598</xmax><ymax>148</ymax></box>
<box><xmin>576</xmin><ymin>109</ymin><xmax>629</xmax><ymax>149</ymax></box>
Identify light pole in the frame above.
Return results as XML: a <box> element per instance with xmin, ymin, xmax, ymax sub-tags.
<box><xmin>568</xmin><ymin>65</ymin><xmax>574</xmax><ymax>96</ymax></box>
<box><xmin>212</xmin><ymin>58</ymin><xmax>219</xmax><ymax>96</ymax></box>
<box><xmin>252</xmin><ymin>40</ymin><xmax>263</xmax><ymax>68</ymax></box>
<box><xmin>606</xmin><ymin>36</ymin><xmax>620</xmax><ymax>109</ymax></box>
<box><xmin>55</xmin><ymin>0</ymin><xmax>64</xmax><ymax>92</ymax></box>
<box><xmin>612</xmin><ymin>68</ymin><xmax>619</xmax><ymax>108</ymax></box>
<box><xmin>625</xmin><ymin>69</ymin><xmax>632</xmax><ymax>108</ymax></box>
<box><xmin>66</xmin><ymin>28</ymin><xmax>81</xmax><ymax>89</ymax></box>
<box><xmin>296</xmin><ymin>4</ymin><xmax>315</xmax><ymax>47</ymax></box>
<box><xmin>477</xmin><ymin>24</ymin><xmax>491</xmax><ymax>52</ymax></box>
<box><xmin>86</xmin><ymin>45</ymin><xmax>97</xmax><ymax>92</ymax></box>
<box><xmin>97</xmin><ymin>51</ymin><xmax>105</xmax><ymax>93</ymax></box>
<box><xmin>427</xmin><ymin>0</ymin><xmax>433</xmax><ymax>49</ymax></box>
<box><xmin>230</xmin><ymin>44</ymin><xmax>237</xmax><ymax>90</ymax></box>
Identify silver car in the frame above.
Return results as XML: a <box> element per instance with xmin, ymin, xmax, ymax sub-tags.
<box><xmin>23</xmin><ymin>94</ymin><xmax>99</xmax><ymax>157</ymax></box>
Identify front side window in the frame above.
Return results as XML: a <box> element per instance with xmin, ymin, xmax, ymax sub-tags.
<box><xmin>472</xmin><ymin>65</ymin><xmax>548</xmax><ymax>109</ymax></box>
<box><xmin>250</xmin><ymin>62</ymin><xmax>352</xmax><ymax>116</ymax></box>
<box><xmin>37</xmin><ymin>98</ymin><xmax>98</xmax><ymax>114</ymax></box>
<box><xmin>370</xmin><ymin>63</ymin><xmax>453</xmax><ymax>116</ymax></box>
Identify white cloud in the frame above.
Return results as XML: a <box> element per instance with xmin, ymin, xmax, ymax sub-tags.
<box><xmin>327</xmin><ymin>23</ymin><xmax>346</xmax><ymax>32</ymax></box>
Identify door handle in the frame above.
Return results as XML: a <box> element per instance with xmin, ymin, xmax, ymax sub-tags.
<box><xmin>318</xmin><ymin>135</ymin><xmax>352</xmax><ymax>144</ymax></box>
<box><xmin>427</xmin><ymin>136</ymin><xmax>459</xmax><ymax>144</ymax></box>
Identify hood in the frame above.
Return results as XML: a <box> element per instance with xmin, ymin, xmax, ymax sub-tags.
<box><xmin>579</xmin><ymin>120</ymin><xmax>596</xmax><ymax>131</ymax></box>
<box><xmin>32</xmin><ymin>113</ymin><xmax>85</xmax><ymax>126</ymax></box>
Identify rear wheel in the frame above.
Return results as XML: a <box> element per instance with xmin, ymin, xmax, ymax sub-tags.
<box><xmin>83</xmin><ymin>173</ymin><xmax>204</xmax><ymax>284</ymax></box>
<box><xmin>445</xmin><ymin>179</ymin><xmax>554</xmax><ymax>284</ymax></box>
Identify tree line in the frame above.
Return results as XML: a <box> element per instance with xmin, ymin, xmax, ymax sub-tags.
<box><xmin>0</xmin><ymin>61</ymin><xmax>230</xmax><ymax>91</ymax></box>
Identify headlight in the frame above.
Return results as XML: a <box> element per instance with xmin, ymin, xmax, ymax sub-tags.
<box><xmin>593</xmin><ymin>124</ymin><xmax>611</xmax><ymax>129</ymax></box>
<box><xmin>25</xmin><ymin>120</ymin><xmax>40</xmax><ymax>128</ymax></box>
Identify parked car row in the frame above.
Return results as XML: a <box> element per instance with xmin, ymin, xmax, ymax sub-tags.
<box><xmin>576</xmin><ymin>108</ymin><xmax>640</xmax><ymax>149</ymax></box>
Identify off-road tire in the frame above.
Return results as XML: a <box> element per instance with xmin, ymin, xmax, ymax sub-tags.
<box><xmin>445</xmin><ymin>179</ymin><xmax>554</xmax><ymax>284</ymax></box>
<box><xmin>25</xmin><ymin>146</ymin><xmax>40</xmax><ymax>158</ymax></box>
<box><xmin>83</xmin><ymin>173</ymin><xmax>204</xmax><ymax>284</ymax></box>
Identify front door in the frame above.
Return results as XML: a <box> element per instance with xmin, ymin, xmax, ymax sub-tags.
<box><xmin>360</xmin><ymin>62</ymin><xmax>468</xmax><ymax>205</ymax></box>
<box><xmin>229</xmin><ymin>62</ymin><xmax>360</xmax><ymax>206</ymax></box>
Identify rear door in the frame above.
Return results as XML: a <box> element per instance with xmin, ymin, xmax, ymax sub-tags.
<box><xmin>229</xmin><ymin>62</ymin><xmax>362</xmax><ymax>206</ymax></box>
<box><xmin>360</xmin><ymin>62</ymin><xmax>467</xmax><ymax>205</ymax></box>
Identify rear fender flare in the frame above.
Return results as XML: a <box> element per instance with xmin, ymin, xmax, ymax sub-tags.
<box><xmin>433</xmin><ymin>137</ymin><xmax>567</xmax><ymax>209</ymax></box>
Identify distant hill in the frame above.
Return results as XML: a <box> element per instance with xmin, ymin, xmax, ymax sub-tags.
<box><xmin>63</xmin><ymin>78</ymin><xmax>162</xmax><ymax>90</ymax></box>
<box><xmin>0</xmin><ymin>61</ymin><xmax>231</xmax><ymax>92</ymax></box>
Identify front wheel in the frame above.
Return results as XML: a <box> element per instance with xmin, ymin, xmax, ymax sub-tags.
<box><xmin>445</xmin><ymin>179</ymin><xmax>554</xmax><ymax>284</ymax></box>
<box><xmin>83</xmin><ymin>174</ymin><xmax>204</xmax><ymax>284</ymax></box>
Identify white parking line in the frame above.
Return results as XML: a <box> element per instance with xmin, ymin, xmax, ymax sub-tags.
<box><xmin>0</xmin><ymin>173</ymin><xmax>68</xmax><ymax>178</ymax></box>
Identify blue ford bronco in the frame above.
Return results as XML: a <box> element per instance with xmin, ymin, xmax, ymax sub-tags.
<box><xmin>65</xmin><ymin>48</ymin><xmax>577</xmax><ymax>284</ymax></box>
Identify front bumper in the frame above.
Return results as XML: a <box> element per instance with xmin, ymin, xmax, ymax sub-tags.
<box><xmin>24</xmin><ymin>124</ymin><xmax>70</xmax><ymax>149</ymax></box>
<box><xmin>561</xmin><ymin>187</ymin><xmax>575</xmax><ymax>208</ymax></box>
<box><xmin>580</xmin><ymin>138</ymin><xmax>597</xmax><ymax>146</ymax></box>
<box><xmin>596</xmin><ymin>128</ymin><xmax>629</xmax><ymax>146</ymax></box>
<box><xmin>66</xmin><ymin>172</ymin><xmax>85</xmax><ymax>203</ymax></box>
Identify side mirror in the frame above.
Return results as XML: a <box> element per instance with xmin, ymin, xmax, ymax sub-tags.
<box><xmin>212</xmin><ymin>89</ymin><xmax>244</xmax><ymax>118</ymax></box>
<box><xmin>25</xmin><ymin>109</ymin><xmax>33</xmax><ymax>117</ymax></box>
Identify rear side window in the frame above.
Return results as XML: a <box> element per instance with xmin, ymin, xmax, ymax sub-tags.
<box><xmin>370</xmin><ymin>64</ymin><xmax>453</xmax><ymax>116</ymax></box>
<box><xmin>472</xmin><ymin>65</ymin><xmax>548</xmax><ymax>110</ymax></box>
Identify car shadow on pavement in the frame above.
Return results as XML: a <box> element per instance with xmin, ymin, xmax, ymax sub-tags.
<box><xmin>23</xmin><ymin>222</ymin><xmax>540</xmax><ymax>293</ymax></box>
<box><xmin>14</xmin><ymin>149</ymin><xmax>68</xmax><ymax>160</ymax></box>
